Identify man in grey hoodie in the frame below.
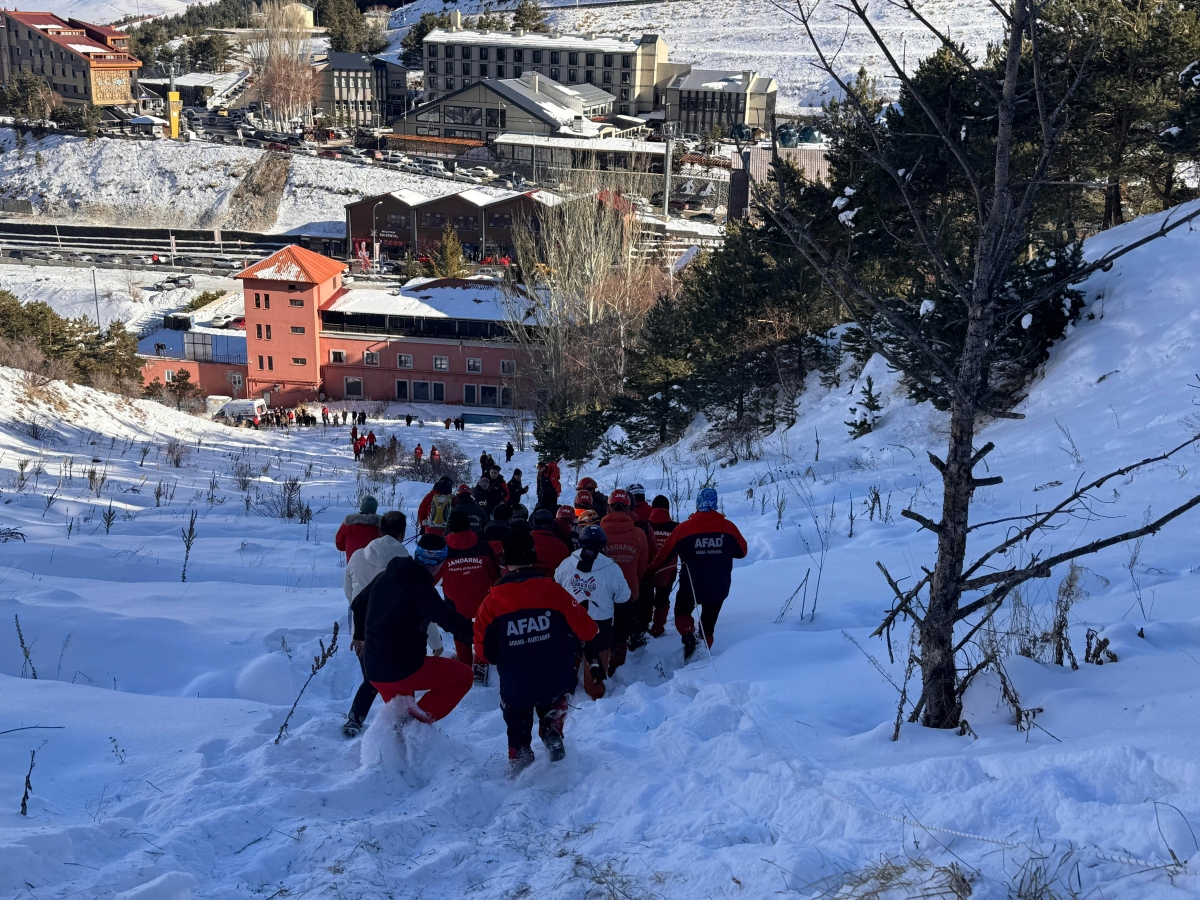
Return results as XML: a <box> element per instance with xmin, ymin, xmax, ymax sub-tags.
<box><xmin>342</xmin><ymin>511</ymin><xmax>444</xmax><ymax>736</ymax></box>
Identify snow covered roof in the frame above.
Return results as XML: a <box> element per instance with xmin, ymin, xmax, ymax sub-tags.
<box><xmin>324</xmin><ymin>277</ymin><xmax>518</xmax><ymax>322</ymax></box>
<box><xmin>129</xmin><ymin>115</ymin><xmax>168</xmax><ymax>125</ymax></box>
<box><xmin>670</xmin><ymin>69</ymin><xmax>777</xmax><ymax>94</ymax></box>
<box><xmin>493</xmin><ymin>133</ymin><xmax>666</xmax><ymax>155</ymax></box>
<box><xmin>424</xmin><ymin>28</ymin><xmax>654</xmax><ymax>54</ymax></box>
<box><xmin>237</xmin><ymin>245</ymin><xmax>347</xmax><ymax>284</ymax></box>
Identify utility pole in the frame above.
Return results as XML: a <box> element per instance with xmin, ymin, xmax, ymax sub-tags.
<box><xmin>662</xmin><ymin>120</ymin><xmax>676</xmax><ymax>218</ymax></box>
<box><xmin>92</xmin><ymin>268</ymin><xmax>101</xmax><ymax>335</ymax></box>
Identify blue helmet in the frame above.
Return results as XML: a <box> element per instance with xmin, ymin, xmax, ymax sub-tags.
<box><xmin>414</xmin><ymin>534</ymin><xmax>448</xmax><ymax>566</ymax></box>
<box><xmin>696</xmin><ymin>487</ymin><xmax>718</xmax><ymax>513</ymax></box>
<box><xmin>579</xmin><ymin>524</ymin><xmax>607</xmax><ymax>549</ymax></box>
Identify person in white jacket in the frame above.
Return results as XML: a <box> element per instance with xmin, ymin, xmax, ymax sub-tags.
<box><xmin>554</xmin><ymin>524</ymin><xmax>629</xmax><ymax>699</ymax></box>
<box><xmin>342</xmin><ymin>511</ymin><xmax>443</xmax><ymax>736</ymax></box>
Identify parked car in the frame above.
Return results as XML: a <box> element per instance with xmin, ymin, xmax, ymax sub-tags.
<box><xmin>294</xmin><ymin>147</ymin><xmax>317</xmax><ymax>156</ymax></box>
<box><xmin>266</xmin><ymin>142</ymin><xmax>290</xmax><ymax>152</ymax></box>
<box><xmin>151</xmin><ymin>281</ymin><xmax>176</xmax><ymax>291</ymax></box>
<box><xmin>214</xmin><ymin>398</ymin><xmax>267</xmax><ymax>423</ymax></box>
<box><xmin>95</xmin><ymin>253</ymin><xmax>122</xmax><ymax>264</ymax></box>
<box><xmin>171</xmin><ymin>275</ymin><xmax>195</xmax><ymax>288</ymax></box>
<box><xmin>128</xmin><ymin>255</ymin><xmax>155</xmax><ymax>265</ymax></box>
<box><xmin>319</xmin><ymin>150</ymin><xmax>342</xmax><ymax>159</ymax></box>
<box><xmin>210</xmin><ymin>313</ymin><xmax>235</xmax><ymax>327</ymax></box>
<box><xmin>229</xmin><ymin>316</ymin><xmax>246</xmax><ymax>329</ymax></box>
<box><xmin>212</xmin><ymin>257</ymin><xmax>241</xmax><ymax>270</ymax></box>
<box><xmin>7</xmin><ymin>249</ymin><xmax>25</xmax><ymax>259</ymax></box>
<box><xmin>32</xmin><ymin>250</ymin><xmax>63</xmax><ymax>260</ymax></box>
<box><xmin>463</xmin><ymin>166</ymin><xmax>495</xmax><ymax>179</ymax></box>
<box><xmin>68</xmin><ymin>251</ymin><xmax>94</xmax><ymax>262</ymax></box>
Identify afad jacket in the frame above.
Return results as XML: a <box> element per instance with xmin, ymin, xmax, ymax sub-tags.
<box><xmin>335</xmin><ymin>513</ymin><xmax>381</xmax><ymax>561</ymax></box>
<box><xmin>352</xmin><ymin>557</ymin><xmax>472</xmax><ymax>684</ymax></box>
<box><xmin>441</xmin><ymin>530</ymin><xmax>500</xmax><ymax>618</ymax></box>
<box><xmin>647</xmin><ymin>508</ymin><xmax>679</xmax><ymax>587</ymax></box>
<box><xmin>648</xmin><ymin>511</ymin><xmax>747</xmax><ymax>605</ymax></box>
<box><xmin>598</xmin><ymin>511</ymin><xmax>649</xmax><ymax>601</ymax></box>
<box><xmin>474</xmin><ymin>569</ymin><xmax>598</xmax><ymax>707</ymax></box>
<box><xmin>554</xmin><ymin>550</ymin><xmax>630</xmax><ymax>621</ymax></box>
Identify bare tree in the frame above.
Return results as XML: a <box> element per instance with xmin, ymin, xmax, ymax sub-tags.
<box><xmin>503</xmin><ymin>169</ymin><xmax>669</xmax><ymax>416</ymax></box>
<box><xmin>253</xmin><ymin>1</ymin><xmax>319</xmax><ymax>128</ymax></box>
<box><xmin>767</xmin><ymin>0</ymin><xmax>1200</xmax><ymax>728</ymax></box>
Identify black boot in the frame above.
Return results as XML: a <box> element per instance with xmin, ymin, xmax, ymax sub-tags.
<box><xmin>509</xmin><ymin>745</ymin><xmax>534</xmax><ymax>775</ymax></box>
<box><xmin>628</xmin><ymin>630</ymin><xmax>647</xmax><ymax>651</ymax></box>
<box><xmin>473</xmin><ymin>663</ymin><xmax>490</xmax><ymax>686</ymax></box>
<box><xmin>681</xmin><ymin>631</ymin><xmax>698</xmax><ymax>661</ymax></box>
<box><xmin>343</xmin><ymin>713</ymin><xmax>364</xmax><ymax>738</ymax></box>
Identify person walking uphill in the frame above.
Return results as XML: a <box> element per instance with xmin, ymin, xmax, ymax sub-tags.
<box><xmin>648</xmin><ymin>488</ymin><xmax>747</xmax><ymax>661</ymax></box>
<box><xmin>351</xmin><ymin>534</ymin><xmax>475</xmax><ymax>728</ymax></box>
<box><xmin>598</xmin><ymin>489</ymin><xmax>648</xmax><ymax>675</ymax></box>
<box><xmin>474</xmin><ymin>530</ymin><xmax>598</xmax><ymax>775</ymax></box>
<box><xmin>342</xmin><ymin>511</ymin><xmax>443</xmax><ymax>735</ymax></box>
<box><xmin>336</xmin><ymin>496</ymin><xmax>382</xmax><ymax>561</ymax></box>
<box><xmin>442</xmin><ymin>510</ymin><xmax>500</xmax><ymax>681</ymax></box>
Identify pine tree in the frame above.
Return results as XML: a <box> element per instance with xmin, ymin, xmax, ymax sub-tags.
<box><xmin>400</xmin><ymin>12</ymin><xmax>451</xmax><ymax>66</ymax></box>
<box><xmin>429</xmin><ymin>224</ymin><xmax>469</xmax><ymax>278</ymax></box>
<box><xmin>511</xmin><ymin>0</ymin><xmax>549</xmax><ymax>33</ymax></box>
<box><xmin>845</xmin><ymin>375</ymin><xmax>883</xmax><ymax>439</ymax></box>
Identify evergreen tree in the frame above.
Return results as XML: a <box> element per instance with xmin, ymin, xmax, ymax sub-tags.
<box><xmin>845</xmin><ymin>375</ymin><xmax>883</xmax><ymax>439</ymax></box>
<box><xmin>471</xmin><ymin>5</ymin><xmax>510</xmax><ymax>30</ymax></box>
<box><xmin>618</xmin><ymin>292</ymin><xmax>697</xmax><ymax>452</ymax></box>
<box><xmin>429</xmin><ymin>224</ymin><xmax>469</xmax><ymax>277</ymax></box>
<box><xmin>320</xmin><ymin>0</ymin><xmax>371</xmax><ymax>53</ymax></box>
<box><xmin>511</xmin><ymin>0</ymin><xmax>549</xmax><ymax>33</ymax></box>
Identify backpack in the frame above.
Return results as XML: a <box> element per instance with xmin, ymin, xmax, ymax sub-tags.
<box><xmin>428</xmin><ymin>493</ymin><xmax>452</xmax><ymax>528</ymax></box>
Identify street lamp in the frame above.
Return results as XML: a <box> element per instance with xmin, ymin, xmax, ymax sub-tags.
<box><xmin>371</xmin><ymin>200</ymin><xmax>383</xmax><ymax>272</ymax></box>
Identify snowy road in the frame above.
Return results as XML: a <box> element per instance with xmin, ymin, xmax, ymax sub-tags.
<box><xmin>3</xmin><ymin>204</ymin><xmax>1200</xmax><ymax>896</ymax></box>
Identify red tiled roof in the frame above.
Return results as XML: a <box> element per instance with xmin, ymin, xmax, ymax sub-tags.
<box><xmin>7</xmin><ymin>11</ymin><xmax>139</xmax><ymax>65</ymax></box>
<box><xmin>236</xmin><ymin>245</ymin><xmax>347</xmax><ymax>284</ymax></box>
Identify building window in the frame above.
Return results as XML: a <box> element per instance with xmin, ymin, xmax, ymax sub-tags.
<box><xmin>513</xmin><ymin>65</ymin><xmax>522</xmax><ymax>78</ymax></box>
<box><xmin>433</xmin><ymin>355</ymin><xmax>449</xmax><ymax>371</ymax></box>
<box><xmin>480</xmin><ymin>385</ymin><xmax>498</xmax><ymax>406</ymax></box>
<box><xmin>292</xmin><ymin>357</ymin><xmax>306</xmax><ymax>365</ymax></box>
<box><xmin>488</xmin><ymin>211</ymin><xmax>512</xmax><ymax>228</ymax></box>
<box><xmin>265</xmin><ymin>325</ymin><xmax>272</xmax><ymax>339</ymax></box>
<box><xmin>427</xmin><ymin>44</ymin><xmax>437</xmax><ymax>57</ymax></box>
<box><xmin>462</xmin><ymin>46</ymin><xmax>472</xmax><ymax>59</ymax></box>
<box><xmin>397</xmin><ymin>353</ymin><xmax>413</xmax><ymax>368</ymax></box>
<box><xmin>364</xmin><ymin>351</ymin><xmax>380</xmax><ymax>366</ymax></box>
<box><xmin>620</xmin><ymin>88</ymin><xmax>630</xmax><ymax>100</ymax></box>
<box><xmin>290</xmin><ymin>326</ymin><xmax>305</xmax><ymax>334</ymax></box>
<box><xmin>585</xmin><ymin>70</ymin><xmax>594</xmax><ymax>83</ymax></box>
<box><xmin>433</xmin><ymin>382</ymin><xmax>445</xmax><ymax>402</ymax></box>
<box><xmin>164</xmin><ymin>369</ymin><xmax>176</xmax><ymax>382</ymax></box>
<box><xmin>445</xmin><ymin>45</ymin><xmax>455</xmax><ymax>58</ymax></box>
<box><xmin>532</xmin><ymin>50</ymin><xmax>542</xmax><ymax>64</ymax></box>
<box><xmin>603</xmin><ymin>71</ymin><xmax>612</xmax><ymax>84</ymax></box>
<box><xmin>464</xmin><ymin>384</ymin><xmax>477</xmax><ymax>404</ymax></box>
<box><xmin>569</xmin><ymin>52</ymin><xmax>578</xmax><ymax>65</ymax></box>
<box><xmin>452</xmin><ymin>214</ymin><xmax>478</xmax><ymax>232</ymax></box>
<box><xmin>330</xmin><ymin>350</ymin><xmax>346</xmax><ymax>364</ymax></box>
<box><xmin>496</xmin><ymin>48</ymin><xmax>506</xmax><ymax>61</ymax></box>
<box><xmin>289</xmin><ymin>298</ymin><xmax>303</xmax><ymax>307</ymax></box>
<box><xmin>549</xmin><ymin>67</ymin><xmax>559</xmax><ymax>80</ymax></box>
<box><xmin>421</xmin><ymin>211</ymin><xmax>447</xmax><ymax>228</ymax></box>
<box><xmin>622</xmin><ymin>55</ymin><xmax>632</xmax><ymax>69</ymax></box>
<box><xmin>479</xmin><ymin>47</ymin><xmax>489</xmax><ymax>60</ymax></box>
<box><xmin>586</xmin><ymin>53</ymin><xmax>595</xmax><ymax>66</ymax></box>
<box><xmin>264</xmin><ymin>295</ymin><xmax>270</xmax><ymax>308</ymax></box>
<box><xmin>256</xmin><ymin>324</ymin><xmax>263</xmax><ymax>339</ymax></box>
<box><xmin>513</xmin><ymin>49</ymin><xmax>523</xmax><ymax>62</ymax></box>
<box><xmin>495</xmin><ymin>64</ymin><xmax>506</xmax><ymax>78</ymax></box>
<box><xmin>620</xmin><ymin>104</ymin><xmax>630</xmax><ymax>115</ymax></box>
<box><xmin>267</xmin><ymin>356</ymin><xmax>274</xmax><ymax>370</ymax></box>
<box><xmin>412</xmin><ymin>380</ymin><xmax>430</xmax><ymax>401</ymax></box>
<box><xmin>254</xmin><ymin>293</ymin><xmax>261</xmax><ymax>308</ymax></box>
<box><xmin>345</xmin><ymin>376</ymin><xmax>363</xmax><ymax>398</ymax></box>
<box><xmin>501</xmin><ymin>386</ymin><xmax>513</xmax><ymax>407</ymax></box>
<box><xmin>621</xmin><ymin>71</ymin><xmax>631</xmax><ymax>85</ymax></box>
<box><xmin>603</xmin><ymin>54</ymin><xmax>613</xmax><ymax>67</ymax></box>
<box><xmin>257</xmin><ymin>355</ymin><xmax>264</xmax><ymax>370</ymax></box>
<box><xmin>287</xmin><ymin>283</ymin><xmax>298</xmax><ymax>291</ymax></box>
<box><xmin>396</xmin><ymin>380</ymin><xmax>408</xmax><ymax>400</ymax></box>
<box><xmin>486</xmin><ymin>108</ymin><xmax>506</xmax><ymax>128</ymax></box>
<box><xmin>568</xmin><ymin>69</ymin><xmax>577</xmax><ymax>82</ymax></box>
<box><xmin>466</xmin><ymin>357</ymin><xmax>482</xmax><ymax>373</ymax></box>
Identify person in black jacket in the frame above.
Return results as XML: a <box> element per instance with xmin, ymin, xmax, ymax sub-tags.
<box><xmin>452</xmin><ymin>484</ymin><xmax>488</xmax><ymax>531</ymax></box>
<box><xmin>350</xmin><ymin>534</ymin><xmax>474</xmax><ymax>725</ymax></box>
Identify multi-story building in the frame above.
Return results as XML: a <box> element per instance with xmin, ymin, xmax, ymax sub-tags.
<box><xmin>141</xmin><ymin>245</ymin><xmax>535</xmax><ymax>407</ymax></box>
<box><xmin>422</xmin><ymin>12</ymin><xmax>665</xmax><ymax>117</ymax></box>
<box><xmin>661</xmin><ymin>68</ymin><xmax>777</xmax><ymax>135</ymax></box>
<box><xmin>0</xmin><ymin>11</ymin><xmax>141</xmax><ymax>109</ymax></box>
<box><xmin>316</xmin><ymin>52</ymin><xmax>380</xmax><ymax>127</ymax></box>
<box><xmin>394</xmin><ymin>71</ymin><xmax>622</xmax><ymax>143</ymax></box>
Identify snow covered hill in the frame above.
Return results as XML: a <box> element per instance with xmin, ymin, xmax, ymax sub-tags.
<box><xmin>0</xmin><ymin>129</ymin><xmax>487</xmax><ymax>234</ymax></box>
<box><xmin>2</xmin><ymin>201</ymin><xmax>1200</xmax><ymax>897</ymax></box>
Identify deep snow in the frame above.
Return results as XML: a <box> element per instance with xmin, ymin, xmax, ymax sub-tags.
<box><xmin>1</xmin><ymin>202</ymin><xmax>1200</xmax><ymax>897</ymax></box>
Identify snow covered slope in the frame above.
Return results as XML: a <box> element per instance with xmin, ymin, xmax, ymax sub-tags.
<box><xmin>0</xmin><ymin>129</ymin><xmax>482</xmax><ymax>234</ymax></box>
<box><xmin>2</xmin><ymin>202</ymin><xmax>1200</xmax><ymax>898</ymax></box>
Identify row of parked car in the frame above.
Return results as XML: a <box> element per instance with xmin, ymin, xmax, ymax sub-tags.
<box><xmin>5</xmin><ymin>248</ymin><xmax>246</xmax><ymax>269</ymax></box>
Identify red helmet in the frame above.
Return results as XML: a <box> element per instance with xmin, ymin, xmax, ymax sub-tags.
<box><xmin>457</xmin><ymin>483</ymin><xmax>472</xmax><ymax>496</ymax></box>
<box><xmin>574</xmin><ymin>489</ymin><xmax>593</xmax><ymax>508</ymax></box>
<box><xmin>608</xmin><ymin>488</ymin><xmax>632</xmax><ymax>509</ymax></box>
<box><xmin>577</xmin><ymin>476</ymin><xmax>598</xmax><ymax>491</ymax></box>
<box><xmin>556</xmin><ymin>505</ymin><xmax>576</xmax><ymax>523</ymax></box>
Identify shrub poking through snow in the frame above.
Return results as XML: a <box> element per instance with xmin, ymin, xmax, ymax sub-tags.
<box><xmin>275</xmin><ymin>622</ymin><xmax>339</xmax><ymax>744</ymax></box>
<box><xmin>845</xmin><ymin>375</ymin><xmax>883</xmax><ymax>439</ymax></box>
<box><xmin>180</xmin><ymin>510</ymin><xmax>197</xmax><ymax>582</ymax></box>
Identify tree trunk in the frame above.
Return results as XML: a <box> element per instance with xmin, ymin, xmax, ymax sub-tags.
<box><xmin>919</xmin><ymin>307</ymin><xmax>989</xmax><ymax>728</ymax></box>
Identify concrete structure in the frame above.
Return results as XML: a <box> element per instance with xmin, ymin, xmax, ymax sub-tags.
<box><xmin>283</xmin><ymin>2</ymin><xmax>315</xmax><ymax>29</ymax></box>
<box><xmin>423</xmin><ymin>14</ymin><xmax>665</xmax><ymax>116</ymax></box>
<box><xmin>316</xmin><ymin>51</ymin><xmax>381</xmax><ymax>127</ymax></box>
<box><xmin>189</xmin><ymin>245</ymin><xmax>537</xmax><ymax>407</ymax></box>
<box><xmin>345</xmin><ymin>187</ymin><xmax>562</xmax><ymax>263</ymax></box>
<box><xmin>0</xmin><ymin>11</ymin><xmax>141</xmax><ymax>109</ymax></box>
<box><xmin>395</xmin><ymin>71</ymin><xmax>625</xmax><ymax>142</ymax></box>
<box><xmin>493</xmin><ymin>133</ymin><xmax>665</xmax><ymax>176</ymax></box>
<box><xmin>661</xmin><ymin>68</ymin><xmax>777</xmax><ymax>135</ymax></box>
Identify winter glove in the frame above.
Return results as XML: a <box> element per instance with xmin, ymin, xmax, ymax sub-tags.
<box><xmin>675</xmin><ymin>614</ymin><xmax>695</xmax><ymax>636</ymax></box>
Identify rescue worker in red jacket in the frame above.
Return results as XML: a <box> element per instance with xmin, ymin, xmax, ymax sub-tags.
<box><xmin>577</xmin><ymin>476</ymin><xmax>608</xmax><ymax>518</ymax></box>
<box><xmin>597</xmin><ymin>489</ymin><xmax>648</xmax><ymax>675</ymax></box>
<box><xmin>530</xmin><ymin>508</ymin><xmax>572</xmax><ymax>576</ymax></box>
<box><xmin>417</xmin><ymin>477</ymin><xmax>455</xmax><ymax>536</ymax></box>
<box><xmin>627</xmin><ymin>483</ymin><xmax>653</xmax><ymax>521</ymax></box>
<box><xmin>647</xmin><ymin>488</ymin><xmax>747</xmax><ymax>660</ymax></box>
<box><xmin>335</xmin><ymin>496</ymin><xmax>381</xmax><ymax>560</ymax></box>
<box><xmin>474</xmin><ymin>530</ymin><xmax>598</xmax><ymax>775</ymax></box>
<box><xmin>629</xmin><ymin>494</ymin><xmax>679</xmax><ymax>648</ymax></box>
<box><xmin>441</xmin><ymin>510</ymin><xmax>500</xmax><ymax>681</ymax></box>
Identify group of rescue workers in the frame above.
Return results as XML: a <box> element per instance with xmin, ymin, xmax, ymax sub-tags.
<box><xmin>335</xmin><ymin>454</ymin><xmax>746</xmax><ymax>775</ymax></box>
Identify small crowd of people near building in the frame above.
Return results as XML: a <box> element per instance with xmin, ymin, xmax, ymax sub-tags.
<box><xmin>335</xmin><ymin>453</ymin><xmax>747</xmax><ymax>775</ymax></box>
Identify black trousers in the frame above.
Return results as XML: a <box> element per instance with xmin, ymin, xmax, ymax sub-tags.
<box><xmin>612</xmin><ymin>600</ymin><xmax>636</xmax><ymax>644</ymax></box>
<box><xmin>583</xmin><ymin>617</ymin><xmax>613</xmax><ymax>665</ymax></box>
<box><xmin>501</xmin><ymin>693</ymin><xmax>569</xmax><ymax>749</ymax></box>
<box><xmin>633</xmin><ymin>582</ymin><xmax>673</xmax><ymax>632</ymax></box>
<box><xmin>675</xmin><ymin>580</ymin><xmax>727</xmax><ymax>642</ymax></box>
<box><xmin>348</xmin><ymin>652</ymin><xmax>377</xmax><ymax>723</ymax></box>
